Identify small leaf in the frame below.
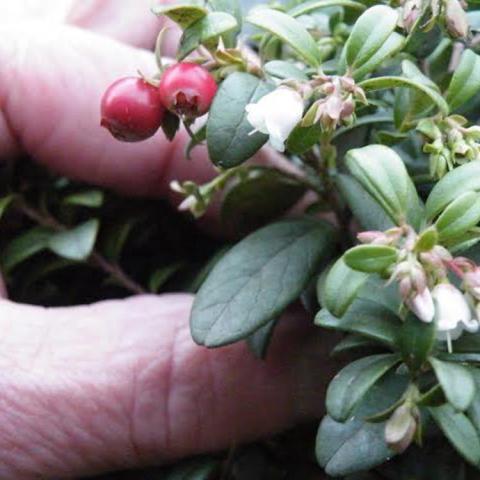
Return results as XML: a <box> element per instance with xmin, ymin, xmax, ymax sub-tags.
<box><xmin>177</xmin><ymin>12</ymin><xmax>238</xmax><ymax>60</ymax></box>
<box><xmin>326</xmin><ymin>353</ymin><xmax>401</xmax><ymax>421</ymax></box>
<box><xmin>0</xmin><ymin>195</ymin><xmax>14</xmax><ymax>220</ymax></box>
<box><xmin>288</xmin><ymin>0</ymin><xmax>366</xmax><ymax>17</ymax></box>
<box><xmin>149</xmin><ymin>262</ymin><xmax>185</xmax><ymax>293</ymax></box>
<box><xmin>286</xmin><ymin>123</ymin><xmax>322</xmax><ymax>155</ymax></box>
<box><xmin>63</xmin><ymin>190</ymin><xmax>104</xmax><ymax>208</ymax></box>
<box><xmin>208</xmin><ymin>0</ymin><xmax>242</xmax><ymax>46</ymax></box>
<box><xmin>398</xmin><ymin>313</ymin><xmax>436</xmax><ymax>371</ymax></box>
<box><xmin>344</xmin><ymin>5</ymin><xmax>398</xmax><ymax>70</ymax></box>
<box><xmin>426</xmin><ymin>162</ymin><xmax>480</xmax><ymax>220</ymax></box>
<box><xmin>161</xmin><ymin>111</ymin><xmax>181</xmax><ymax>141</ymax></box>
<box><xmin>246</xmin><ymin>317</ymin><xmax>278</xmax><ymax>359</ymax></box>
<box><xmin>48</xmin><ymin>219</ymin><xmax>99</xmax><ymax>261</ymax></box>
<box><xmin>315</xmin><ymin>299</ymin><xmax>401</xmax><ymax>346</ymax></box>
<box><xmin>151</xmin><ymin>3</ymin><xmax>208</xmax><ymax>29</ymax></box>
<box><xmin>344</xmin><ymin>245</ymin><xmax>397</xmax><ymax>274</ymax></box>
<box><xmin>435</xmin><ymin>191</ymin><xmax>480</xmax><ymax>241</ymax></box>
<box><xmin>191</xmin><ymin>218</ymin><xmax>335</xmax><ymax>347</ymax></box>
<box><xmin>446</xmin><ymin>49</ymin><xmax>480</xmax><ymax>111</ymax></box>
<box><xmin>323</xmin><ymin>257</ymin><xmax>370</xmax><ymax>317</ymax></box>
<box><xmin>332</xmin><ymin>335</ymin><xmax>381</xmax><ymax>356</ymax></box>
<box><xmin>360</xmin><ymin>76</ymin><xmax>449</xmax><ymax>116</ymax></box>
<box><xmin>416</xmin><ymin>226</ymin><xmax>438</xmax><ymax>252</ymax></box>
<box><xmin>246</xmin><ymin>8</ymin><xmax>320</xmax><ymax>66</ymax></box>
<box><xmin>186</xmin><ymin>124</ymin><xmax>207</xmax><ymax>159</ymax></box>
<box><xmin>430</xmin><ymin>357</ymin><xmax>476</xmax><ymax>411</ymax></box>
<box><xmin>1</xmin><ymin>227</ymin><xmax>52</xmax><ymax>273</ymax></box>
<box><xmin>221</xmin><ymin>169</ymin><xmax>305</xmax><ymax>236</ymax></box>
<box><xmin>206</xmin><ymin>73</ymin><xmax>274</xmax><ymax>168</ymax></box>
<box><xmin>164</xmin><ymin>456</ymin><xmax>219</xmax><ymax>480</ymax></box>
<box><xmin>429</xmin><ymin>404</ymin><xmax>480</xmax><ymax>466</ymax></box>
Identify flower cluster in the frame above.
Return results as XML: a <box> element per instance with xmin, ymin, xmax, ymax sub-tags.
<box><xmin>245</xmin><ymin>74</ymin><xmax>366</xmax><ymax>152</ymax></box>
<box><xmin>417</xmin><ymin>115</ymin><xmax>480</xmax><ymax>178</ymax></box>
<box><xmin>358</xmin><ymin>225</ymin><xmax>480</xmax><ymax>346</ymax></box>
<box><xmin>399</xmin><ymin>0</ymin><xmax>469</xmax><ymax>38</ymax></box>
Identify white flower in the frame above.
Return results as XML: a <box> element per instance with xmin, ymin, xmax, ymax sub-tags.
<box><xmin>432</xmin><ymin>283</ymin><xmax>479</xmax><ymax>341</ymax></box>
<box><xmin>407</xmin><ymin>287</ymin><xmax>435</xmax><ymax>323</ymax></box>
<box><xmin>245</xmin><ymin>87</ymin><xmax>304</xmax><ymax>152</ymax></box>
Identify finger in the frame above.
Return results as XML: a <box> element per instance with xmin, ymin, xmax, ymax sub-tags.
<box><xmin>0</xmin><ymin>295</ymin><xmax>337</xmax><ymax>479</ymax></box>
<box><xmin>66</xmin><ymin>0</ymin><xmax>171</xmax><ymax>50</ymax></box>
<box><xmin>0</xmin><ymin>22</ymin><xmax>216</xmax><ymax>198</ymax></box>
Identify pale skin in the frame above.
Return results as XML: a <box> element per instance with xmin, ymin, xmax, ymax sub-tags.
<box><xmin>0</xmin><ymin>2</ymin><xmax>337</xmax><ymax>478</ymax></box>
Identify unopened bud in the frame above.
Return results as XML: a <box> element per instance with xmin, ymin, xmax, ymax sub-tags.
<box><xmin>385</xmin><ymin>404</ymin><xmax>417</xmax><ymax>454</ymax></box>
<box><xmin>445</xmin><ymin>0</ymin><xmax>469</xmax><ymax>38</ymax></box>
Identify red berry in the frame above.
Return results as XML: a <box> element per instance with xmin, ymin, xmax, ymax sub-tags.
<box><xmin>158</xmin><ymin>63</ymin><xmax>218</xmax><ymax>118</ymax></box>
<box><xmin>100</xmin><ymin>77</ymin><xmax>165</xmax><ymax>142</ymax></box>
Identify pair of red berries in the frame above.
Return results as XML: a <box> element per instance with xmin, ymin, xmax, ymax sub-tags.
<box><xmin>100</xmin><ymin>63</ymin><xmax>218</xmax><ymax>142</ymax></box>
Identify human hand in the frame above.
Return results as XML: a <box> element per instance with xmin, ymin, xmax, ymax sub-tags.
<box><xmin>0</xmin><ymin>2</ymin><xmax>336</xmax><ymax>478</ymax></box>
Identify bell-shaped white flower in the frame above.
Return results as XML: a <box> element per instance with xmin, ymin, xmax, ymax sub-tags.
<box><xmin>407</xmin><ymin>287</ymin><xmax>435</xmax><ymax>323</ymax></box>
<box><xmin>432</xmin><ymin>283</ymin><xmax>479</xmax><ymax>342</ymax></box>
<box><xmin>245</xmin><ymin>87</ymin><xmax>304</xmax><ymax>152</ymax></box>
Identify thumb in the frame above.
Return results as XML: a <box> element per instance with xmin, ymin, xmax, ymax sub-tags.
<box><xmin>0</xmin><ymin>295</ymin><xmax>337</xmax><ymax>479</ymax></box>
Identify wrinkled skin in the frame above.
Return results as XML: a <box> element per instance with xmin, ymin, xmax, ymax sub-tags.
<box><xmin>0</xmin><ymin>2</ymin><xmax>337</xmax><ymax>478</ymax></box>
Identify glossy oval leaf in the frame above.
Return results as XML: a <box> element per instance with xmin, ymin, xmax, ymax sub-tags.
<box><xmin>360</xmin><ymin>76</ymin><xmax>449</xmax><ymax>116</ymax></box>
<box><xmin>286</xmin><ymin>123</ymin><xmax>322</xmax><ymax>154</ymax></box>
<box><xmin>344</xmin><ymin>5</ymin><xmax>398</xmax><ymax>70</ymax></box>
<box><xmin>206</xmin><ymin>72</ymin><xmax>274</xmax><ymax>168</ymax></box>
<box><xmin>246</xmin><ymin>317</ymin><xmax>278</xmax><ymax>359</ymax></box>
<box><xmin>430</xmin><ymin>357</ymin><xmax>476</xmax><ymax>411</ymax></box>
<box><xmin>191</xmin><ymin>218</ymin><xmax>335</xmax><ymax>347</ymax></box>
<box><xmin>48</xmin><ymin>219</ymin><xmax>99</xmax><ymax>261</ymax></box>
<box><xmin>323</xmin><ymin>257</ymin><xmax>370</xmax><ymax>317</ymax></box>
<box><xmin>326</xmin><ymin>353</ymin><xmax>401</xmax><ymax>421</ymax></box>
<box><xmin>429</xmin><ymin>404</ymin><xmax>480</xmax><ymax>466</ymax></box>
<box><xmin>246</xmin><ymin>8</ymin><xmax>320</xmax><ymax>66</ymax></box>
<box><xmin>446</xmin><ymin>49</ymin><xmax>480</xmax><ymax>112</ymax></box>
<box><xmin>344</xmin><ymin>245</ymin><xmax>398</xmax><ymax>274</ymax></box>
<box><xmin>426</xmin><ymin>162</ymin><xmax>480</xmax><ymax>220</ymax></box>
<box><xmin>264</xmin><ymin>60</ymin><xmax>308</xmax><ymax>81</ymax></box>
<box><xmin>177</xmin><ymin>12</ymin><xmax>238</xmax><ymax>59</ymax></box>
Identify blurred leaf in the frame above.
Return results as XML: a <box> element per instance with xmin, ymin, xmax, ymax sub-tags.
<box><xmin>164</xmin><ymin>456</ymin><xmax>219</xmax><ymax>479</ymax></box>
<box><xmin>177</xmin><ymin>12</ymin><xmax>238</xmax><ymax>59</ymax></box>
<box><xmin>264</xmin><ymin>60</ymin><xmax>308</xmax><ymax>81</ymax></box>
<box><xmin>430</xmin><ymin>358</ymin><xmax>476</xmax><ymax>411</ymax></box>
<box><xmin>48</xmin><ymin>219</ymin><xmax>99</xmax><ymax>261</ymax></box>
<box><xmin>246</xmin><ymin>317</ymin><xmax>278</xmax><ymax>359</ymax></box>
<box><xmin>246</xmin><ymin>8</ymin><xmax>321</xmax><ymax>66</ymax></box>
<box><xmin>149</xmin><ymin>262</ymin><xmax>185</xmax><ymax>293</ymax></box>
<box><xmin>1</xmin><ymin>227</ymin><xmax>52</xmax><ymax>273</ymax></box>
<box><xmin>151</xmin><ymin>3</ymin><xmax>208</xmax><ymax>29</ymax></box>
<box><xmin>429</xmin><ymin>404</ymin><xmax>480</xmax><ymax>466</ymax></box>
<box><xmin>63</xmin><ymin>190</ymin><xmax>104</xmax><ymax>208</ymax></box>
<box><xmin>221</xmin><ymin>169</ymin><xmax>305</xmax><ymax>235</ymax></box>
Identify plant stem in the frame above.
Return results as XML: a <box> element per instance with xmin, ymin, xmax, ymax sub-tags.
<box><xmin>15</xmin><ymin>199</ymin><xmax>146</xmax><ymax>295</ymax></box>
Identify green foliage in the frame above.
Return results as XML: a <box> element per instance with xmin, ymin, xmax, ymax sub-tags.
<box><xmin>190</xmin><ymin>218</ymin><xmax>335</xmax><ymax>346</ymax></box>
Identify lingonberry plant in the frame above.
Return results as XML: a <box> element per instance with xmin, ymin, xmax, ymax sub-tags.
<box><xmin>100</xmin><ymin>0</ymin><xmax>480</xmax><ymax>477</ymax></box>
